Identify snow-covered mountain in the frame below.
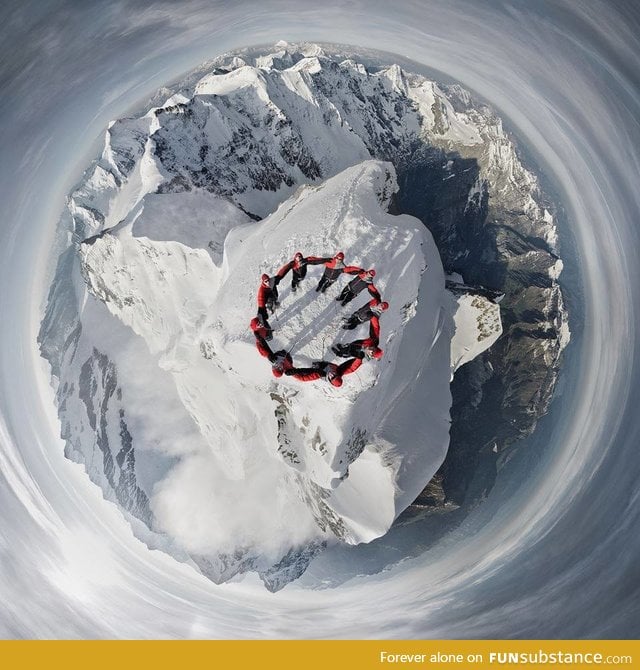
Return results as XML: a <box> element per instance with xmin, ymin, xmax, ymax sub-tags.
<box><xmin>80</xmin><ymin>161</ymin><xmax>445</xmax><ymax>554</ymax></box>
<box><xmin>39</xmin><ymin>42</ymin><xmax>565</xmax><ymax>589</ymax></box>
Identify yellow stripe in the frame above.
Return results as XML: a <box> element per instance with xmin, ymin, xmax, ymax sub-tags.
<box><xmin>1</xmin><ymin>640</ymin><xmax>638</xmax><ymax>670</ymax></box>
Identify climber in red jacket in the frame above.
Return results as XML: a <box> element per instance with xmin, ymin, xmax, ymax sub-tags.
<box><xmin>270</xmin><ymin>349</ymin><xmax>295</xmax><ymax>377</ymax></box>
<box><xmin>254</xmin><ymin>335</ymin><xmax>295</xmax><ymax>377</ymax></box>
<box><xmin>332</xmin><ymin>317</ymin><xmax>383</xmax><ymax>360</ymax></box>
<box><xmin>250</xmin><ymin>315</ymin><xmax>273</xmax><ymax>341</ymax></box>
<box><xmin>289</xmin><ymin>358</ymin><xmax>362</xmax><ymax>387</ymax></box>
<box><xmin>343</xmin><ymin>299</ymin><xmax>389</xmax><ymax>330</ymax></box>
<box><xmin>254</xmin><ymin>333</ymin><xmax>273</xmax><ymax>360</ymax></box>
<box><xmin>257</xmin><ymin>273</ymin><xmax>280</xmax><ymax>321</ymax></box>
<box><xmin>315</xmin><ymin>252</ymin><xmax>362</xmax><ymax>294</ymax></box>
<box><xmin>336</xmin><ymin>268</ymin><xmax>377</xmax><ymax>305</ymax></box>
<box><xmin>277</xmin><ymin>252</ymin><xmax>331</xmax><ymax>291</ymax></box>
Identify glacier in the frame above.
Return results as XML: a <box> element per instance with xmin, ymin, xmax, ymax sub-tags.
<box><xmin>38</xmin><ymin>41</ymin><xmax>570</xmax><ymax>590</ymax></box>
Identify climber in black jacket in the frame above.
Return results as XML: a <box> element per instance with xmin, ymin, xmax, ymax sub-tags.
<box><xmin>343</xmin><ymin>299</ymin><xmax>389</xmax><ymax>330</ymax></box>
<box><xmin>332</xmin><ymin>317</ymin><xmax>383</xmax><ymax>360</ymax></box>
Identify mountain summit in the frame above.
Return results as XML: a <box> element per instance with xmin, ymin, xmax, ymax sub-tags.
<box><xmin>40</xmin><ymin>42</ymin><xmax>566</xmax><ymax>589</ymax></box>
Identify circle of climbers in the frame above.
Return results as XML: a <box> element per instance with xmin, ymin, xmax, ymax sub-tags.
<box><xmin>249</xmin><ymin>251</ymin><xmax>389</xmax><ymax>387</ymax></box>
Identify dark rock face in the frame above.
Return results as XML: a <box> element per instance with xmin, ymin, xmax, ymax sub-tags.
<box><xmin>77</xmin><ymin>348</ymin><xmax>151</xmax><ymax>522</ymax></box>
<box><xmin>394</xmin><ymin>140</ymin><xmax>566</xmax><ymax>516</ymax></box>
<box><xmin>152</xmin><ymin>96</ymin><xmax>322</xmax><ymax>214</ymax></box>
<box><xmin>259</xmin><ymin>540</ymin><xmax>327</xmax><ymax>592</ymax></box>
<box><xmin>192</xmin><ymin>540</ymin><xmax>326</xmax><ymax>593</ymax></box>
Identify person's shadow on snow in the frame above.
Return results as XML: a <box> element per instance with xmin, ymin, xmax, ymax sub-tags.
<box><xmin>274</xmin><ymin>283</ymin><xmax>369</xmax><ymax>355</ymax></box>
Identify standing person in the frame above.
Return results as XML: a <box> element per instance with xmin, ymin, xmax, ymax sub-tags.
<box><xmin>336</xmin><ymin>268</ymin><xmax>377</xmax><ymax>305</ymax></box>
<box><xmin>250</xmin><ymin>315</ymin><xmax>273</xmax><ymax>341</ymax></box>
<box><xmin>332</xmin><ymin>317</ymin><xmax>383</xmax><ymax>360</ymax></box>
<box><xmin>257</xmin><ymin>273</ymin><xmax>280</xmax><ymax>322</ymax></box>
<box><xmin>343</xmin><ymin>299</ymin><xmax>389</xmax><ymax>330</ymax></box>
<box><xmin>289</xmin><ymin>358</ymin><xmax>362</xmax><ymax>387</ymax></box>
<box><xmin>315</xmin><ymin>252</ymin><xmax>362</xmax><ymax>294</ymax></box>
<box><xmin>270</xmin><ymin>349</ymin><xmax>294</xmax><ymax>377</ymax></box>
<box><xmin>254</xmin><ymin>331</ymin><xmax>274</xmax><ymax>360</ymax></box>
<box><xmin>276</xmin><ymin>252</ymin><xmax>331</xmax><ymax>292</ymax></box>
<box><xmin>254</xmin><ymin>335</ymin><xmax>295</xmax><ymax>378</ymax></box>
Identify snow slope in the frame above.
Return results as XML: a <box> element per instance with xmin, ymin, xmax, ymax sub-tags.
<box><xmin>448</xmin><ymin>292</ymin><xmax>502</xmax><ymax>377</ymax></box>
